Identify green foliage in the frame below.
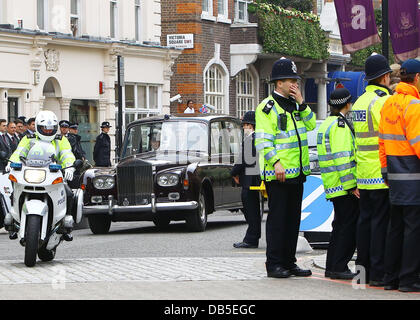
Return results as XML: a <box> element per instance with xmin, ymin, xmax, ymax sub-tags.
<box><xmin>257</xmin><ymin>0</ymin><xmax>313</xmax><ymax>13</ymax></box>
<box><xmin>254</xmin><ymin>2</ymin><xmax>329</xmax><ymax>61</ymax></box>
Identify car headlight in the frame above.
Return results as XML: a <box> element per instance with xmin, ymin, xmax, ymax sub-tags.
<box><xmin>24</xmin><ymin>169</ymin><xmax>46</xmax><ymax>184</ymax></box>
<box><xmin>93</xmin><ymin>176</ymin><xmax>115</xmax><ymax>189</ymax></box>
<box><xmin>157</xmin><ymin>173</ymin><xmax>179</xmax><ymax>187</ymax></box>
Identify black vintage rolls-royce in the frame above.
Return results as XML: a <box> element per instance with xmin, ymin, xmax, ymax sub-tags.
<box><xmin>82</xmin><ymin>114</ymin><xmax>245</xmax><ymax>234</ymax></box>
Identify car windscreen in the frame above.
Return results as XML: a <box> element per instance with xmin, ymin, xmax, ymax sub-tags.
<box><xmin>122</xmin><ymin>121</ymin><xmax>208</xmax><ymax>157</ymax></box>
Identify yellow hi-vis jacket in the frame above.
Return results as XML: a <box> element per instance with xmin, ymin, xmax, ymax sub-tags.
<box><xmin>10</xmin><ymin>135</ymin><xmax>75</xmax><ymax>169</ymax></box>
<box><xmin>255</xmin><ymin>95</ymin><xmax>316</xmax><ymax>181</ymax></box>
<box><xmin>352</xmin><ymin>85</ymin><xmax>390</xmax><ymax>190</ymax></box>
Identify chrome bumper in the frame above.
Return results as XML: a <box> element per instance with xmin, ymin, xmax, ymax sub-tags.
<box><xmin>83</xmin><ymin>195</ymin><xmax>198</xmax><ymax>215</ymax></box>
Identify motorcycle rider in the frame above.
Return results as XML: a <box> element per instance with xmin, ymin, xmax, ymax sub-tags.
<box><xmin>6</xmin><ymin>111</ymin><xmax>76</xmax><ymax>240</ymax></box>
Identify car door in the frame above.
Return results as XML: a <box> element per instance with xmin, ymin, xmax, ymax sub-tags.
<box><xmin>208</xmin><ymin>120</ymin><xmax>225</xmax><ymax>207</ymax></box>
<box><xmin>220</xmin><ymin>120</ymin><xmax>242</xmax><ymax>207</ymax></box>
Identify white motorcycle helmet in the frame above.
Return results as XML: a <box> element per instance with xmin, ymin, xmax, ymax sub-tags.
<box><xmin>35</xmin><ymin>111</ymin><xmax>59</xmax><ymax>142</ymax></box>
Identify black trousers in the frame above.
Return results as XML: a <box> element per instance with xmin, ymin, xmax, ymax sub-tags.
<box><xmin>356</xmin><ymin>189</ymin><xmax>390</xmax><ymax>281</ymax></box>
<box><xmin>265</xmin><ymin>181</ymin><xmax>303</xmax><ymax>270</ymax></box>
<box><xmin>384</xmin><ymin>205</ymin><xmax>420</xmax><ymax>287</ymax></box>
<box><xmin>241</xmin><ymin>188</ymin><xmax>261</xmax><ymax>246</ymax></box>
<box><xmin>326</xmin><ymin>194</ymin><xmax>359</xmax><ymax>273</ymax></box>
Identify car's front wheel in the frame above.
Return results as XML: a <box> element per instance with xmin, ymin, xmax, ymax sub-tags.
<box><xmin>186</xmin><ymin>189</ymin><xmax>208</xmax><ymax>232</ymax></box>
<box><xmin>88</xmin><ymin>215</ymin><xmax>111</xmax><ymax>234</ymax></box>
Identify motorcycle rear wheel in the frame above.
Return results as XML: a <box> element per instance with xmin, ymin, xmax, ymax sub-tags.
<box><xmin>24</xmin><ymin>215</ymin><xmax>41</xmax><ymax>267</ymax></box>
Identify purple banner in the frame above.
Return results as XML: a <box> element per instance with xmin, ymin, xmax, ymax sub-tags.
<box><xmin>335</xmin><ymin>0</ymin><xmax>381</xmax><ymax>54</ymax></box>
<box><xmin>389</xmin><ymin>0</ymin><xmax>419</xmax><ymax>62</ymax></box>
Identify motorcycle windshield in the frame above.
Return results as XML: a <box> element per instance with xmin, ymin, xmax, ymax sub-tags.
<box><xmin>25</xmin><ymin>141</ymin><xmax>57</xmax><ymax>167</ymax></box>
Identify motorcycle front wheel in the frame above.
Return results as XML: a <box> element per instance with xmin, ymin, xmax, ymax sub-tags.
<box><xmin>38</xmin><ymin>245</ymin><xmax>56</xmax><ymax>262</ymax></box>
<box><xmin>24</xmin><ymin>215</ymin><xmax>41</xmax><ymax>267</ymax></box>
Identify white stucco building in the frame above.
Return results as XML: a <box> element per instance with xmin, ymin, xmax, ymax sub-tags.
<box><xmin>0</xmin><ymin>0</ymin><xmax>181</xmax><ymax>163</ymax></box>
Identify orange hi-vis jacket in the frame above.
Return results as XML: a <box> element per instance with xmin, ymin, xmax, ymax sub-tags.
<box><xmin>379</xmin><ymin>82</ymin><xmax>420</xmax><ymax>205</ymax></box>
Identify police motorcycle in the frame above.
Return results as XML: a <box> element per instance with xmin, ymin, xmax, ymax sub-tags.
<box><xmin>0</xmin><ymin>141</ymin><xmax>84</xmax><ymax>267</ymax></box>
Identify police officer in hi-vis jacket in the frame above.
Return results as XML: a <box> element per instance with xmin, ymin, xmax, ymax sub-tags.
<box><xmin>255</xmin><ymin>57</ymin><xmax>316</xmax><ymax>279</ymax></box>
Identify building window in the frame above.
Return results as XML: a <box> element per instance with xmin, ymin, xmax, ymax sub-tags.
<box><xmin>116</xmin><ymin>83</ymin><xmax>161</xmax><ymax>128</ymax></box>
<box><xmin>135</xmin><ymin>0</ymin><xmax>141</xmax><ymax>42</ymax></box>
<box><xmin>218</xmin><ymin>0</ymin><xmax>228</xmax><ymax>17</ymax></box>
<box><xmin>316</xmin><ymin>0</ymin><xmax>324</xmax><ymax>15</ymax></box>
<box><xmin>110</xmin><ymin>0</ymin><xmax>118</xmax><ymax>39</ymax></box>
<box><xmin>234</xmin><ymin>0</ymin><xmax>249</xmax><ymax>23</ymax></box>
<box><xmin>37</xmin><ymin>0</ymin><xmax>48</xmax><ymax>31</ymax></box>
<box><xmin>236</xmin><ymin>69</ymin><xmax>255</xmax><ymax>118</ymax></box>
<box><xmin>205</xmin><ymin>65</ymin><xmax>225</xmax><ymax>114</ymax></box>
<box><xmin>70</xmin><ymin>0</ymin><xmax>80</xmax><ymax>37</ymax></box>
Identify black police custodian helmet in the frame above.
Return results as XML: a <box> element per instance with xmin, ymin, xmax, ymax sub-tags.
<box><xmin>270</xmin><ymin>57</ymin><xmax>301</xmax><ymax>82</ymax></box>
<box><xmin>242</xmin><ymin>111</ymin><xmax>255</xmax><ymax>126</ymax></box>
<box><xmin>364</xmin><ymin>53</ymin><xmax>392</xmax><ymax>81</ymax></box>
<box><xmin>329</xmin><ymin>87</ymin><xmax>352</xmax><ymax>109</ymax></box>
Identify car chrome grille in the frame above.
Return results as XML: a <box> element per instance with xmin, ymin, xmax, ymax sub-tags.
<box><xmin>117</xmin><ymin>164</ymin><xmax>153</xmax><ymax>206</ymax></box>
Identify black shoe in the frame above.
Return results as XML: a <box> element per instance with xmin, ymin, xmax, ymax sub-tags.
<box><xmin>267</xmin><ymin>266</ymin><xmax>292</xmax><ymax>279</ymax></box>
<box><xmin>330</xmin><ymin>270</ymin><xmax>356</xmax><ymax>280</ymax></box>
<box><xmin>398</xmin><ymin>283</ymin><xmax>420</xmax><ymax>293</ymax></box>
<box><xmin>384</xmin><ymin>283</ymin><xmax>399</xmax><ymax>290</ymax></box>
<box><xmin>233</xmin><ymin>242</ymin><xmax>258</xmax><ymax>249</ymax></box>
<box><xmin>62</xmin><ymin>233</ymin><xmax>73</xmax><ymax>242</ymax></box>
<box><xmin>8</xmin><ymin>232</ymin><xmax>17</xmax><ymax>240</ymax></box>
<box><xmin>325</xmin><ymin>270</ymin><xmax>332</xmax><ymax>278</ymax></box>
<box><xmin>369</xmin><ymin>280</ymin><xmax>385</xmax><ymax>287</ymax></box>
<box><xmin>289</xmin><ymin>266</ymin><xmax>312</xmax><ymax>277</ymax></box>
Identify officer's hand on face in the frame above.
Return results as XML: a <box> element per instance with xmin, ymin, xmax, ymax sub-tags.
<box><xmin>274</xmin><ymin>161</ymin><xmax>286</xmax><ymax>182</ymax></box>
<box><xmin>289</xmin><ymin>84</ymin><xmax>303</xmax><ymax>105</ymax></box>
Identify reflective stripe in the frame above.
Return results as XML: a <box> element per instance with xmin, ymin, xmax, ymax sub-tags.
<box><xmin>261</xmin><ymin>170</ymin><xmax>275</xmax><ymax>177</ymax></box>
<box><xmin>340</xmin><ymin>173</ymin><xmax>355</xmax><ymax>183</ymax></box>
<box><xmin>357</xmin><ymin>178</ymin><xmax>385</xmax><ymax>185</ymax></box>
<box><xmin>255</xmin><ymin>132</ymin><xmax>275</xmax><ymax>141</ymax></box>
<box><xmin>378</xmin><ymin>133</ymin><xmax>406</xmax><ymax>141</ymax></box>
<box><xmin>303</xmin><ymin>112</ymin><xmax>314</xmax><ymax>122</ymax></box>
<box><xmin>324</xmin><ymin>119</ymin><xmax>338</xmax><ymax>154</ymax></box>
<box><xmin>358</xmin><ymin>144</ymin><xmax>379</xmax><ymax>151</ymax></box>
<box><xmin>261</xmin><ymin>166</ymin><xmax>310</xmax><ymax>177</ymax></box>
<box><xmin>388</xmin><ymin>173</ymin><xmax>420</xmax><ymax>181</ymax></box>
<box><xmin>367</xmin><ymin>96</ymin><xmax>380</xmax><ymax>133</ymax></box>
<box><xmin>275</xmin><ymin>127</ymin><xmax>307</xmax><ymax>140</ymax></box>
<box><xmin>264</xmin><ymin>150</ymin><xmax>277</xmax><ymax>161</ymax></box>
<box><xmin>325</xmin><ymin>185</ymin><xmax>344</xmax><ymax>195</ymax></box>
<box><xmin>320</xmin><ymin>161</ymin><xmax>356</xmax><ymax>174</ymax></box>
<box><xmin>275</xmin><ymin>140</ymin><xmax>308</xmax><ymax>150</ymax></box>
<box><xmin>355</xmin><ymin>95</ymin><xmax>380</xmax><ymax>140</ymax></box>
<box><xmin>409</xmin><ymin>99</ymin><xmax>420</xmax><ymax>105</ymax></box>
<box><xmin>255</xmin><ymin>141</ymin><xmax>274</xmax><ymax>152</ymax></box>
<box><xmin>409</xmin><ymin>135</ymin><xmax>420</xmax><ymax>146</ymax></box>
<box><xmin>356</xmin><ymin>131</ymin><xmax>378</xmax><ymax>138</ymax></box>
<box><xmin>318</xmin><ymin>151</ymin><xmax>354</xmax><ymax>162</ymax></box>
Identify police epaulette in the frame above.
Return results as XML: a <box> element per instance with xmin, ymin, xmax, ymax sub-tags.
<box><xmin>375</xmin><ymin>89</ymin><xmax>387</xmax><ymax>97</ymax></box>
<box><xmin>55</xmin><ymin>134</ymin><xmax>63</xmax><ymax>140</ymax></box>
<box><xmin>263</xmin><ymin>100</ymin><xmax>275</xmax><ymax>114</ymax></box>
<box><xmin>338</xmin><ymin>118</ymin><xmax>345</xmax><ymax>128</ymax></box>
<box><xmin>26</xmin><ymin>133</ymin><xmax>36</xmax><ymax>139</ymax></box>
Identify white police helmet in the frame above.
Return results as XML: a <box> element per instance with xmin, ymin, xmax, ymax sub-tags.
<box><xmin>35</xmin><ymin>111</ymin><xmax>58</xmax><ymax>142</ymax></box>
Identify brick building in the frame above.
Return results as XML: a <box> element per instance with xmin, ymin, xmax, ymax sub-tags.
<box><xmin>161</xmin><ymin>0</ymin><xmax>331</xmax><ymax>119</ymax></box>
